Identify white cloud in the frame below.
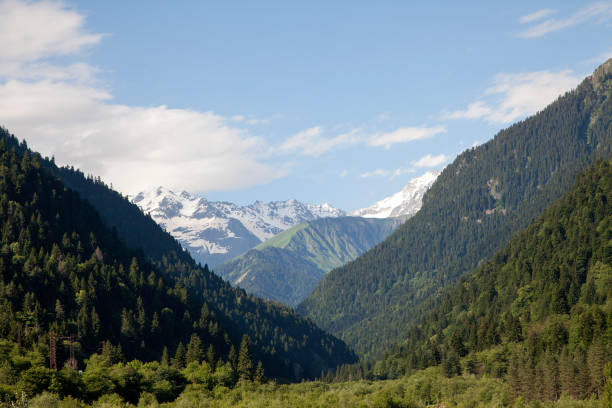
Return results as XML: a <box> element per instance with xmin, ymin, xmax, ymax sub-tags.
<box><xmin>0</xmin><ymin>0</ymin><xmax>282</xmax><ymax>195</ymax></box>
<box><xmin>0</xmin><ymin>0</ymin><xmax>104</xmax><ymax>62</ymax></box>
<box><xmin>443</xmin><ymin>101</ymin><xmax>492</xmax><ymax>120</ymax></box>
<box><xmin>0</xmin><ymin>79</ymin><xmax>283</xmax><ymax>194</ymax></box>
<box><xmin>443</xmin><ymin>70</ymin><xmax>582</xmax><ymax>124</ymax></box>
<box><xmin>278</xmin><ymin>126</ymin><xmax>361</xmax><ymax>157</ymax></box>
<box><xmin>360</xmin><ymin>153</ymin><xmax>447</xmax><ymax>180</ymax></box>
<box><xmin>517</xmin><ymin>2</ymin><xmax>612</xmax><ymax>38</ymax></box>
<box><xmin>412</xmin><ymin>154</ymin><xmax>448</xmax><ymax>168</ymax></box>
<box><xmin>518</xmin><ymin>9</ymin><xmax>557</xmax><ymax>24</ymax></box>
<box><xmin>228</xmin><ymin>115</ymin><xmax>270</xmax><ymax>125</ymax></box>
<box><xmin>279</xmin><ymin>125</ymin><xmax>446</xmax><ymax>156</ymax></box>
<box><xmin>390</xmin><ymin>166</ymin><xmax>415</xmax><ymax>179</ymax></box>
<box><xmin>368</xmin><ymin>126</ymin><xmax>446</xmax><ymax>149</ymax></box>
<box><xmin>360</xmin><ymin>169</ymin><xmax>389</xmax><ymax>178</ymax></box>
<box><xmin>339</xmin><ymin>170</ymin><xmax>348</xmax><ymax>178</ymax></box>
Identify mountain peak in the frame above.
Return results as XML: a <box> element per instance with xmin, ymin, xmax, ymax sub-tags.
<box><xmin>591</xmin><ymin>58</ymin><xmax>612</xmax><ymax>91</ymax></box>
<box><xmin>351</xmin><ymin>170</ymin><xmax>440</xmax><ymax>219</ymax></box>
<box><xmin>131</xmin><ymin>188</ymin><xmax>346</xmax><ymax>265</ymax></box>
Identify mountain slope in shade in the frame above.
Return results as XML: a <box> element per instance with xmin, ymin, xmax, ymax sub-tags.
<box><xmin>298</xmin><ymin>59</ymin><xmax>612</xmax><ymax>358</ymax></box>
<box><xmin>131</xmin><ymin>187</ymin><xmax>345</xmax><ymax>266</ymax></box>
<box><xmin>0</xmin><ymin>128</ymin><xmax>358</xmax><ymax>381</ymax></box>
<box><xmin>351</xmin><ymin>171</ymin><xmax>440</xmax><ymax>218</ymax></box>
<box><xmin>216</xmin><ymin>217</ymin><xmax>402</xmax><ymax>306</ymax></box>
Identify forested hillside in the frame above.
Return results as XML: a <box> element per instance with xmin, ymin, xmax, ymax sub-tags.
<box><xmin>299</xmin><ymin>59</ymin><xmax>612</xmax><ymax>358</ymax></box>
<box><xmin>0</xmin><ymin>129</ymin><xmax>357</xmax><ymax>383</ymax></box>
<box><xmin>371</xmin><ymin>158</ymin><xmax>611</xmax><ymax>401</ymax></box>
<box><xmin>216</xmin><ymin>217</ymin><xmax>401</xmax><ymax>306</ymax></box>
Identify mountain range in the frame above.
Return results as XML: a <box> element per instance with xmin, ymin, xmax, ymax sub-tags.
<box><xmin>215</xmin><ymin>217</ymin><xmax>402</xmax><ymax>306</ymax></box>
<box><xmin>0</xmin><ymin>59</ymin><xmax>610</xmax><ymax>406</ymax></box>
<box><xmin>298</xmin><ymin>58</ymin><xmax>612</xmax><ymax>358</ymax></box>
<box><xmin>130</xmin><ymin>170</ymin><xmax>439</xmax><ymax>273</ymax></box>
<box><xmin>131</xmin><ymin>187</ymin><xmax>345</xmax><ymax>266</ymax></box>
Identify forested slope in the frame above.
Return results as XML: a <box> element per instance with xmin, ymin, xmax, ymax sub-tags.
<box><xmin>0</xmin><ymin>129</ymin><xmax>357</xmax><ymax>381</ymax></box>
<box><xmin>299</xmin><ymin>59</ymin><xmax>612</xmax><ymax>358</ymax></box>
<box><xmin>374</xmin><ymin>158</ymin><xmax>611</xmax><ymax>401</ymax></box>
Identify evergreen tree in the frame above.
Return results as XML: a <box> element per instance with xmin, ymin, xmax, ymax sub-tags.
<box><xmin>160</xmin><ymin>346</ymin><xmax>169</xmax><ymax>367</ymax></box>
<box><xmin>254</xmin><ymin>361</ymin><xmax>265</xmax><ymax>384</ymax></box>
<box><xmin>206</xmin><ymin>344</ymin><xmax>216</xmax><ymax>369</ymax></box>
<box><xmin>237</xmin><ymin>335</ymin><xmax>254</xmax><ymax>381</ymax></box>
<box><xmin>173</xmin><ymin>342</ymin><xmax>186</xmax><ymax>370</ymax></box>
<box><xmin>186</xmin><ymin>334</ymin><xmax>204</xmax><ymax>364</ymax></box>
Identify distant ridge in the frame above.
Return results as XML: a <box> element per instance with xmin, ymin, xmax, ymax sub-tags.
<box><xmin>216</xmin><ymin>217</ymin><xmax>401</xmax><ymax>306</ymax></box>
<box><xmin>131</xmin><ymin>187</ymin><xmax>345</xmax><ymax>266</ymax></box>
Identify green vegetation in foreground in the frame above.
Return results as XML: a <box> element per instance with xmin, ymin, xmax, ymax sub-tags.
<box><xmin>2</xmin><ymin>365</ymin><xmax>611</xmax><ymax>407</ymax></box>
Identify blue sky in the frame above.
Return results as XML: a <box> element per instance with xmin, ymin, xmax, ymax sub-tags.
<box><xmin>0</xmin><ymin>1</ymin><xmax>611</xmax><ymax>211</ymax></box>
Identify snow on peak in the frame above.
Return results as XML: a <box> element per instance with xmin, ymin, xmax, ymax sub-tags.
<box><xmin>131</xmin><ymin>187</ymin><xmax>346</xmax><ymax>266</ymax></box>
<box><xmin>351</xmin><ymin>170</ymin><xmax>440</xmax><ymax>219</ymax></box>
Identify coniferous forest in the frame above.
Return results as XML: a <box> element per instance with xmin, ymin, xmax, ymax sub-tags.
<box><xmin>0</xmin><ymin>128</ymin><xmax>358</xmax><ymax>405</ymax></box>
<box><xmin>298</xmin><ymin>59</ymin><xmax>612</xmax><ymax>359</ymax></box>
<box><xmin>0</xmin><ymin>29</ymin><xmax>610</xmax><ymax>408</ymax></box>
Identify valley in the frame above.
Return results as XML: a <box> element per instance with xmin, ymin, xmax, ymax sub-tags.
<box><xmin>0</xmin><ymin>2</ymin><xmax>610</xmax><ymax>406</ymax></box>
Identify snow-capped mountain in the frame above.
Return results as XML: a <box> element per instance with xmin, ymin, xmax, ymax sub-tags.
<box><xmin>351</xmin><ymin>171</ymin><xmax>440</xmax><ymax>218</ymax></box>
<box><xmin>131</xmin><ymin>187</ymin><xmax>345</xmax><ymax>266</ymax></box>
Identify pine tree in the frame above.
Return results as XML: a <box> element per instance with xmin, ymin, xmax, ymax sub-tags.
<box><xmin>442</xmin><ymin>351</ymin><xmax>461</xmax><ymax>378</ymax></box>
<box><xmin>587</xmin><ymin>337</ymin><xmax>606</xmax><ymax>397</ymax></box>
<box><xmin>254</xmin><ymin>361</ymin><xmax>265</xmax><ymax>383</ymax></box>
<box><xmin>237</xmin><ymin>335</ymin><xmax>253</xmax><ymax>381</ymax></box>
<box><xmin>206</xmin><ymin>344</ymin><xmax>215</xmax><ymax>369</ymax></box>
<box><xmin>173</xmin><ymin>342</ymin><xmax>186</xmax><ymax>369</ymax></box>
<box><xmin>185</xmin><ymin>333</ymin><xmax>204</xmax><ymax>364</ymax></box>
<box><xmin>161</xmin><ymin>346</ymin><xmax>169</xmax><ymax>367</ymax></box>
<box><xmin>228</xmin><ymin>345</ymin><xmax>237</xmax><ymax>371</ymax></box>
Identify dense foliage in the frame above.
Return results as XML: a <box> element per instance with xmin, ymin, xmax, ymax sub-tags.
<box><xmin>298</xmin><ymin>59</ymin><xmax>612</xmax><ymax>358</ymax></box>
<box><xmin>216</xmin><ymin>217</ymin><xmax>400</xmax><ymax>306</ymax></box>
<box><xmin>0</xmin><ymin>129</ymin><xmax>357</xmax><ymax>385</ymax></box>
<box><xmin>340</xmin><ymin>158</ymin><xmax>612</xmax><ymax>403</ymax></box>
<box><xmin>3</xmin><ymin>364</ymin><xmax>611</xmax><ymax>407</ymax></box>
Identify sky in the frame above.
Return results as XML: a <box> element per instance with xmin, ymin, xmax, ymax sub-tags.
<box><xmin>0</xmin><ymin>0</ymin><xmax>611</xmax><ymax>211</ymax></box>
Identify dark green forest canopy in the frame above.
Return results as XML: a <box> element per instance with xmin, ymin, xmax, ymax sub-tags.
<box><xmin>0</xmin><ymin>128</ymin><xmax>357</xmax><ymax>381</ymax></box>
<box><xmin>373</xmin><ymin>158</ymin><xmax>611</xmax><ymax>400</ymax></box>
<box><xmin>298</xmin><ymin>59</ymin><xmax>612</xmax><ymax>358</ymax></box>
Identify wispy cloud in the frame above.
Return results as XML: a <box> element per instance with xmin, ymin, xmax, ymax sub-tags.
<box><xmin>518</xmin><ymin>8</ymin><xmax>557</xmax><ymax>24</ymax></box>
<box><xmin>360</xmin><ymin>169</ymin><xmax>389</xmax><ymax>178</ymax></box>
<box><xmin>586</xmin><ymin>49</ymin><xmax>612</xmax><ymax>64</ymax></box>
<box><xmin>443</xmin><ymin>70</ymin><xmax>582</xmax><ymax>124</ymax></box>
<box><xmin>0</xmin><ymin>0</ymin><xmax>283</xmax><ymax>194</ymax></box>
<box><xmin>517</xmin><ymin>2</ymin><xmax>612</xmax><ymax>38</ymax></box>
<box><xmin>367</xmin><ymin>126</ymin><xmax>446</xmax><ymax>149</ymax></box>
<box><xmin>360</xmin><ymin>153</ymin><xmax>448</xmax><ymax>180</ymax></box>
<box><xmin>413</xmin><ymin>154</ymin><xmax>448</xmax><ymax>168</ymax></box>
<box><xmin>279</xmin><ymin>124</ymin><xmax>446</xmax><ymax>156</ymax></box>
<box><xmin>278</xmin><ymin>126</ymin><xmax>361</xmax><ymax>157</ymax></box>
